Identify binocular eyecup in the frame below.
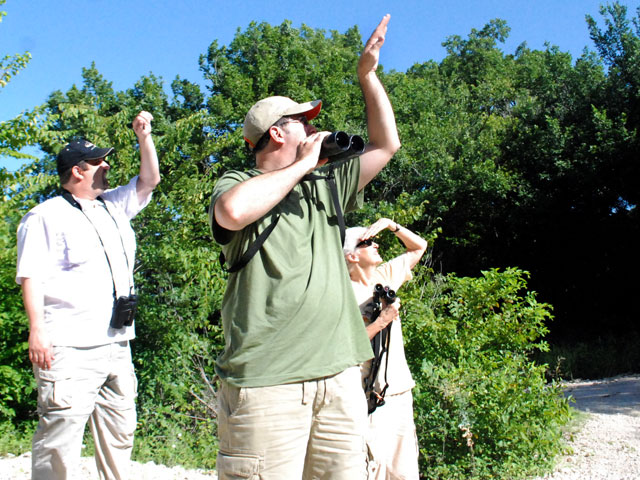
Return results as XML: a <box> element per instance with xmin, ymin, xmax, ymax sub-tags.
<box><xmin>320</xmin><ymin>131</ymin><xmax>365</xmax><ymax>162</ymax></box>
<box><xmin>374</xmin><ymin>284</ymin><xmax>397</xmax><ymax>304</ymax></box>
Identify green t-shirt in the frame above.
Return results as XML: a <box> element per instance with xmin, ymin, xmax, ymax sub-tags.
<box><xmin>209</xmin><ymin>158</ymin><xmax>373</xmax><ymax>387</ymax></box>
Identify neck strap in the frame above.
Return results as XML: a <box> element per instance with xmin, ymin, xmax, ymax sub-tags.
<box><xmin>61</xmin><ymin>190</ymin><xmax>133</xmax><ymax>298</ymax></box>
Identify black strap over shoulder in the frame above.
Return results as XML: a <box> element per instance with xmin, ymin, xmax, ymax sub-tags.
<box><xmin>219</xmin><ymin>215</ymin><xmax>280</xmax><ymax>273</ymax></box>
<box><xmin>220</xmin><ymin>167</ymin><xmax>346</xmax><ymax>273</ymax></box>
<box><xmin>302</xmin><ymin>169</ymin><xmax>346</xmax><ymax>246</ymax></box>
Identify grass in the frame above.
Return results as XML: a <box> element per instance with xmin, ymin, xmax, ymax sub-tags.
<box><xmin>536</xmin><ymin>331</ymin><xmax>640</xmax><ymax>381</ymax></box>
<box><xmin>0</xmin><ymin>420</ymin><xmax>35</xmax><ymax>457</ymax></box>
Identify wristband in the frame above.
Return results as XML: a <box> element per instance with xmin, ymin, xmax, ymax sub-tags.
<box><xmin>392</xmin><ymin>224</ymin><xmax>401</xmax><ymax>232</ymax></box>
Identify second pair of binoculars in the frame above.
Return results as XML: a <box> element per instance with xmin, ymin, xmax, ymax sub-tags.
<box><xmin>374</xmin><ymin>284</ymin><xmax>397</xmax><ymax>305</ymax></box>
<box><xmin>319</xmin><ymin>131</ymin><xmax>365</xmax><ymax>162</ymax></box>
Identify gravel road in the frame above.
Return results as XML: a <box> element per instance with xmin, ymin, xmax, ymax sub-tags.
<box><xmin>2</xmin><ymin>375</ymin><xmax>638</xmax><ymax>479</ymax></box>
<box><xmin>533</xmin><ymin>374</ymin><xmax>640</xmax><ymax>480</ymax></box>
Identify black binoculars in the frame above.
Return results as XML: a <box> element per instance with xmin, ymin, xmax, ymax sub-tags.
<box><xmin>374</xmin><ymin>284</ymin><xmax>397</xmax><ymax>305</ymax></box>
<box><xmin>319</xmin><ymin>131</ymin><xmax>365</xmax><ymax>162</ymax></box>
<box><xmin>110</xmin><ymin>294</ymin><xmax>138</xmax><ymax>329</ymax></box>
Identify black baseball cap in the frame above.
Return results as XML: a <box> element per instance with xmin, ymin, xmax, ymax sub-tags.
<box><xmin>56</xmin><ymin>140</ymin><xmax>114</xmax><ymax>175</ymax></box>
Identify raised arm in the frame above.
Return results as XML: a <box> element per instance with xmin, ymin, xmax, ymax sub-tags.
<box><xmin>132</xmin><ymin>111</ymin><xmax>161</xmax><ymax>203</ymax></box>
<box><xmin>360</xmin><ymin>217</ymin><xmax>428</xmax><ymax>270</ymax></box>
<box><xmin>357</xmin><ymin>14</ymin><xmax>401</xmax><ymax>191</ymax></box>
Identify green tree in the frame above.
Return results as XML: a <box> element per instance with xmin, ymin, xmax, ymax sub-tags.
<box><xmin>0</xmin><ymin>0</ymin><xmax>30</xmax><ymax>89</ymax></box>
<box><xmin>0</xmin><ymin>0</ymin><xmax>46</xmax><ymax>423</ymax></box>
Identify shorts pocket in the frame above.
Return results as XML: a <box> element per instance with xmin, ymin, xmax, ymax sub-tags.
<box><xmin>35</xmin><ymin>369</ymin><xmax>73</xmax><ymax>413</ymax></box>
<box><xmin>220</xmin><ymin>383</ymin><xmax>248</xmax><ymax>418</ymax></box>
<box><xmin>216</xmin><ymin>449</ymin><xmax>262</xmax><ymax>479</ymax></box>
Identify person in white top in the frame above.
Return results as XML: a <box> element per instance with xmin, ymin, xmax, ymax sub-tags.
<box><xmin>343</xmin><ymin>218</ymin><xmax>427</xmax><ymax>480</ymax></box>
<box><xmin>16</xmin><ymin>111</ymin><xmax>160</xmax><ymax>480</ymax></box>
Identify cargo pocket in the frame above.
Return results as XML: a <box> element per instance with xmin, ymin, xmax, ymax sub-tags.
<box><xmin>35</xmin><ymin>369</ymin><xmax>73</xmax><ymax>413</ymax></box>
<box><xmin>216</xmin><ymin>450</ymin><xmax>262</xmax><ymax>479</ymax></box>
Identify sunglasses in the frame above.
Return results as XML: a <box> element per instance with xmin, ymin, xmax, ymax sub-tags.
<box><xmin>84</xmin><ymin>158</ymin><xmax>108</xmax><ymax>167</ymax></box>
<box><xmin>355</xmin><ymin>238</ymin><xmax>375</xmax><ymax>249</ymax></box>
<box><xmin>279</xmin><ymin>115</ymin><xmax>310</xmax><ymax>127</ymax></box>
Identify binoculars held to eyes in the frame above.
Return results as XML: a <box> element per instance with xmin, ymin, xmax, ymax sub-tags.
<box><xmin>320</xmin><ymin>131</ymin><xmax>365</xmax><ymax>162</ymax></box>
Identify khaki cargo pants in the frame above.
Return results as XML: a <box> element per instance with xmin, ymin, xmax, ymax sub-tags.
<box><xmin>31</xmin><ymin>341</ymin><xmax>137</xmax><ymax>480</ymax></box>
<box><xmin>216</xmin><ymin>366</ymin><xmax>368</xmax><ymax>479</ymax></box>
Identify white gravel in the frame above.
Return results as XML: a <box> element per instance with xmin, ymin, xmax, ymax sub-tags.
<box><xmin>2</xmin><ymin>375</ymin><xmax>638</xmax><ymax>479</ymax></box>
<box><xmin>533</xmin><ymin>375</ymin><xmax>640</xmax><ymax>480</ymax></box>
<box><xmin>0</xmin><ymin>453</ymin><xmax>217</xmax><ymax>479</ymax></box>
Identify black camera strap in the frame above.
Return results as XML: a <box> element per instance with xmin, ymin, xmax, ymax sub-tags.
<box><xmin>303</xmin><ymin>169</ymin><xmax>346</xmax><ymax>246</ymax></box>
<box><xmin>364</xmin><ymin>291</ymin><xmax>393</xmax><ymax>414</ymax></box>
<box><xmin>220</xmin><ymin>167</ymin><xmax>345</xmax><ymax>273</ymax></box>
<box><xmin>61</xmin><ymin>190</ymin><xmax>134</xmax><ymax>299</ymax></box>
<box><xmin>219</xmin><ymin>215</ymin><xmax>280</xmax><ymax>273</ymax></box>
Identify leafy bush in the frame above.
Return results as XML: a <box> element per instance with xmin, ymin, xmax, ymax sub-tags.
<box><xmin>402</xmin><ymin>268</ymin><xmax>571</xmax><ymax>479</ymax></box>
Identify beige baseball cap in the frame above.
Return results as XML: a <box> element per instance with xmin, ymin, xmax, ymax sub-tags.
<box><xmin>243</xmin><ymin>96</ymin><xmax>322</xmax><ymax>148</ymax></box>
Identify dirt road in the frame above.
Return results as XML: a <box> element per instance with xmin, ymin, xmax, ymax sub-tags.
<box><xmin>534</xmin><ymin>375</ymin><xmax>640</xmax><ymax>480</ymax></box>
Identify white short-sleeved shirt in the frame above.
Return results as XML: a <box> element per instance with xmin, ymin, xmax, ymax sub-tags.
<box><xmin>16</xmin><ymin>176</ymin><xmax>151</xmax><ymax>347</ymax></box>
<box><xmin>351</xmin><ymin>254</ymin><xmax>416</xmax><ymax>396</ymax></box>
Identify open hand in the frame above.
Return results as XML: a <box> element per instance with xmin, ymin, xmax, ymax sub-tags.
<box><xmin>357</xmin><ymin>14</ymin><xmax>390</xmax><ymax>78</ymax></box>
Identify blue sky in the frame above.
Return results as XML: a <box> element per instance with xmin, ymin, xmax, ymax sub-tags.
<box><xmin>1</xmin><ymin>0</ymin><xmax>638</xmax><ymax>169</ymax></box>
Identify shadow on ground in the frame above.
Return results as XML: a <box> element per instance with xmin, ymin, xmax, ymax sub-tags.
<box><xmin>563</xmin><ymin>375</ymin><xmax>640</xmax><ymax>416</ymax></box>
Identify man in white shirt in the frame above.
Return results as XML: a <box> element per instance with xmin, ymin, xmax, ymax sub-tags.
<box><xmin>343</xmin><ymin>218</ymin><xmax>427</xmax><ymax>480</ymax></box>
<box><xmin>16</xmin><ymin>111</ymin><xmax>160</xmax><ymax>480</ymax></box>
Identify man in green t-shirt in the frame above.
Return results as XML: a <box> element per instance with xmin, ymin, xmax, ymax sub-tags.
<box><xmin>209</xmin><ymin>14</ymin><xmax>400</xmax><ymax>479</ymax></box>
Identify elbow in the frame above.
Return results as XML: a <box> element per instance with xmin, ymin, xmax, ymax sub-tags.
<box><xmin>145</xmin><ymin>175</ymin><xmax>161</xmax><ymax>190</ymax></box>
<box><xmin>379</xmin><ymin>138</ymin><xmax>401</xmax><ymax>160</ymax></box>
<box><xmin>137</xmin><ymin>175</ymin><xmax>161</xmax><ymax>195</ymax></box>
<box><xmin>214</xmin><ymin>198</ymin><xmax>247</xmax><ymax>231</ymax></box>
<box><xmin>390</xmin><ymin>138</ymin><xmax>402</xmax><ymax>156</ymax></box>
<box><xmin>419</xmin><ymin>239</ymin><xmax>428</xmax><ymax>255</ymax></box>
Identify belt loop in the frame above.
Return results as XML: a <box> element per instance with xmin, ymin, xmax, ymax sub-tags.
<box><xmin>322</xmin><ymin>376</ymin><xmax>328</xmax><ymax>404</ymax></box>
<box><xmin>302</xmin><ymin>381</ymin><xmax>308</xmax><ymax>405</ymax></box>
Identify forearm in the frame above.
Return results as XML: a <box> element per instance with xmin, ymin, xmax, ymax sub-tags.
<box><xmin>392</xmin><ymin>223</ymin><xmax>428</xmax><ymax>253</ymax></box>
<box><xmin>357</xmin><ymin>72</ymin><xmax>401</xmax><ymax>190</ymax></box>
<box><xmin>215</xmin><ymin>160</ymin><xmax>309</xmax><ymax>230</ymax></box>
<box><xmin>366</xmin><ymin>317</ymin><xmax>388</xmax><ymax>340</ymax></box>
<box><xmin>22</xmin><ymin>278</ymin><xmax>54</xmax><ymax>369</ymax></box>
<box><xmin>366</xmin><ymin>306</ymin><xmax>397</xmax><ymax>340</ymax></box>
<box><xmin>360</xmin><ymin>72</ymin><xmax>401</xmax><ymax>155</ymax></box>
<box><xmin>137</xmin><ymin>135</ymin><xmax>161</xmax><ymax>197</ymax></box>
<box><xmin>22</xmin><ymin>278</ymin><xmax>45</xmax><ymax>331</ymax></box>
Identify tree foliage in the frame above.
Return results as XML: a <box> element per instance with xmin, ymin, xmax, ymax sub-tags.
<box><xmin>0</xmin><ymin>0</ymin><xmax>30</xmax><ymax>89</ymax></box>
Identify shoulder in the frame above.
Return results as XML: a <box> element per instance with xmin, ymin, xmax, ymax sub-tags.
<box><xmin>318</xmin><ymin>157</ymin><xmax>361</xmax><ymax>177</ymax></box>
<box><xmin>21</xmin><ymin>196</ymin><xmax>70</xmax><ymax>221</ymax></box>
<box><xmin>18</xmin><ymin>196</ymin><xmax>76</xmax><ymax>238</ymax></box>
<box><xmin>101</xmin><ymin>177</ymin><xmax>138</xmax><ymax>202</ymax></box>
<box><xmin>211</xmin><ymin>169</ymin><xmax>260</xmax><ymax>200</ymax></box>
<box><xmin>217</xmin><ymin>169</ymin><xmax>259</xmax><ymax>186</ymax></box>
<box><xmin>377</xmin><ymin>255</ymin><xmax>412</xmax><ymax>289</ymax></box>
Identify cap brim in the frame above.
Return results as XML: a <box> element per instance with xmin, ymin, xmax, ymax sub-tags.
<box><xmin>284</xmin><ymin>100</ymin><xmax>322</xmax><ymax>121</ymax></box>
<box><xmin>84</xmin><ymin>147</ymin><xmax>114</xmax><ymax>161</ymax></box>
